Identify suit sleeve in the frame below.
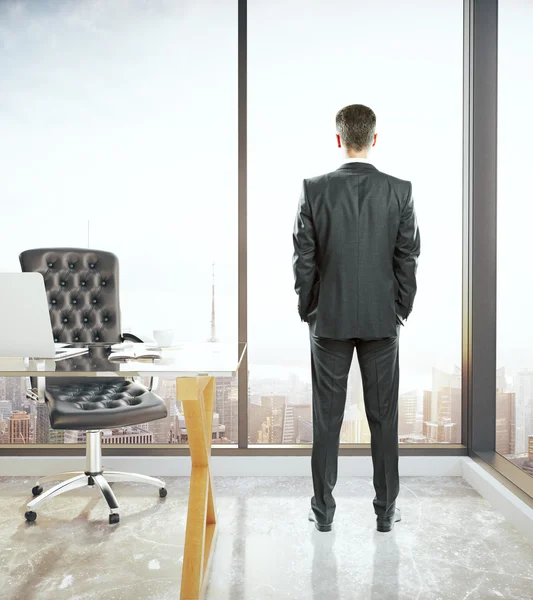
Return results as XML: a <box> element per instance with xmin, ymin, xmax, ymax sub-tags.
<box><xmin>292</xmin><ymin>180</ymin><xmax>318</xmax><ymax>323</ymax></box>
<box><xmin>393</xmin><ymin>183</ymin><xmax>420</xmax><ymax>321</ymax></box>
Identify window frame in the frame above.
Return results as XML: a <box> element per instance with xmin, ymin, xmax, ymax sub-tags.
<box><xmin>10</xmin><ymin>1</ymin><xmax>533</xmax><ymax>489</ymax></box>
<box><xmin>466</xmin><ymin>0</ymin><xmax>533</xmax><ymax>500</ymax></box>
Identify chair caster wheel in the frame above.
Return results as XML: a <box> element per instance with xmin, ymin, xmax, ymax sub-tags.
<box><xmin>109</xmin><ymin>513</ymin><xmax>120</xmax><ymax>525</ymax></box>
<box><xmin>88</xmin><ymin>476</ymin><xmax>95</xmax><ymax>486</ymax></box>
<box><xmin>159</xmin><ymin>488</ymin><xmax>167</xmax><ymax>498</ymax></box>
<box><xmin>32</xmin><ymin>486</ymin><xmax>43</xmax><ymax>497</ymax></box>
<box><xmin>25</xmin><ymin>511</ymin><xmax>37</xmax><ymax>522</ymax></box>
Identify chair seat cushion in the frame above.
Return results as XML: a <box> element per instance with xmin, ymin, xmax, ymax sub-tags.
<box><xmin>45</xmin><ymin>378</ymin><xmax>168</xmax><ymax>430</ymax></box>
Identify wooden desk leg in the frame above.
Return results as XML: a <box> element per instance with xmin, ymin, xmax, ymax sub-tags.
<box><xmin>177</xmin><ymin>376</ymin><xmax>217</xmax><ymax>600</ymax></box>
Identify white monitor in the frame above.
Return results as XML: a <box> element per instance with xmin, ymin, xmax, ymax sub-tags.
<box><xmin>0</xmin><ymin>273</ymin><xmax>55</xmax><ymax>358</ymax></box>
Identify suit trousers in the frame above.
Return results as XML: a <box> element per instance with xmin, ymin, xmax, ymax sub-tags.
<box><xmin>309</xmin><ymin>325</ymin><xmax>400</xmax><ymax>524</ymax></box>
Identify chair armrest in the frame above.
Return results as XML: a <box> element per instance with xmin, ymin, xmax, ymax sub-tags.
<box><xmin>26</xmin><ymin>388</ymin><xmax>41</xmax><ymax>403</ymax></box>
<box><xmin>121</xmin><ymin>332</ymin><xmax>144</xmax><ymax>343</ymax></box>
<box><xmin>121</xmin><ymin>334</ymin><xmax>158</xmax><ymax>390</ymax></box>
<box><xmin>128</xmin><ymin>376</ymin><xmax>158</xmax><ymax>392</ymax></box>
<box><xmin>26</xmin><ymin>377</ymin><xmax>46</xmax><ymax>403</ymax></box>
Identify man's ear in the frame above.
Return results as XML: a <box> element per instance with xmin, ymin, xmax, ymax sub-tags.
<box><xmin>372</xmin><ymin>133</ymin><xmax>378</xmax><ymax>148</ymax></box>
<box><xmin>336</xmin><ymin>134</ymin><xmax>342</xmax><ymax>148</ymax></box>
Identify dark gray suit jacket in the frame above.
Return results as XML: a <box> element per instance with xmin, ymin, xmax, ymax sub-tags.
<box><xmin>293</xmin><ymin>161</ymin><xmax>420</xmax><ymax>340</ymax></box>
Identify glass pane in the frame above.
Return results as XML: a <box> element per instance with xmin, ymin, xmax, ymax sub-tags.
<box><xmin>0</xmin><ymin>0</ymin><xmax>237</xmax><ymax>445</ymax></box>
<box><xmin>248</xmin><ymin>0</ymin><xmax>463</xmax><ymax>444</ymax></box>
<box><xmin>497</xmin><ymin>0</ymin><xmax>533</xmax><ymax>473</ymax></box>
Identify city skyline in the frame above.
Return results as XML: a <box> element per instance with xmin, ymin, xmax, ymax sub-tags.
<box><xmin>1</xmin><ymin>361</ymin><xmax>531</xmax><ymax>459</ymax></box>
<box><xmin>0</xmin><ymin>266</ymin><xmax>527</xmax><ymax>454</ymax></box>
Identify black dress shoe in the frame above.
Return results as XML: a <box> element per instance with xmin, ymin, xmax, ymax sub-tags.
<box><xmin>308</xmin><ymin>509</ymin><xmax>332</xmax><ymax>532</ymax></box>
<box><xmin>376</xmin><ymin>508</ymin><xmax>401</xmax><ymax>533</ymax></box>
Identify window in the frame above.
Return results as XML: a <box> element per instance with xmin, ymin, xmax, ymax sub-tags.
<box><xmin>248</xmin><ymin>0</ymin><xmax>463</xmax><ymax>444</ymax></box>
<box><xmin>497</xmin><ymin>0</ymin><xmax>533</xmax><ymax>474</ymax></box>
<box><xmin>0</xmin><ymin>0</ymin><xmax>237</xmax><ymax>445</ymax></box>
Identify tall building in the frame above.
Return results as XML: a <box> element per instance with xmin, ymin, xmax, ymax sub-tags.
<box><xmin>63</xmin><ymin>431</ymin><xmax>86</xmax><ymax>443</ymax></box>
<box><xmin>102</xmin><ymin>426</ymin><xmax>153</xmax><ymax>444</ymax></box>
<box><xmin>0</xmin><ymin>400</ymin><xmax>12</xmax><ymax>422</ymax></box>
<box><xmin>432</xmin><ymin>367</ymin><xmax>461</xmax><ymax>417</ymax></box>
<box><xmin>215</xmin><ymin>377</ymin><xmax>238</xmax><ymax>443</ymax></box>
<box><xmin>424</xmin><ymin>421</ymin><xmax>457</xmax><ymax>444</ymax></box>
<box><xmin>423</xmin><ymin>390</ymin><xmax>432</xmax><ymax>421</ymax></box>
<box><xmin>496</xmin><ymin>391</ymin><xmax>516</xmax><ymax>455</ymax></box>
<box><xmin>35</xmin><ymin>403</ymin><xmax>50</xmax><ymax>444</ymax></box>
<box><xmin>254</xmin><ymin>395</ymin><xmax>287</xmax><ymax>443</ymax></box>
<box><xmin>450</xmin><ymin>386</ymin><xmax>461</xmax><ymax>435</ymax></box>
<box><xmin>49</xmin><ymin>430</ymin><xmax>66</xmax><ymax>444</ymax></box>
<box><xmin>257</xmin><ymin>416</ymin><xmax>273</xmax><ymax>444</ymax></box>
<box><xmin>422</xmin><ymin>390</ymin><xmax>432</xmax><ymax>437</ymax></box>
<box><xmin>281</xmin><ymin>403</ymin><xmax>296</xmax><ymax>444</ymax></box>
<box><xmin>288</xmin><ymin>373</ymin><xmax>311</xmax><ymax>405</ymax></box>
<box><xmin>496</xmin><ymin>367</ymin><xmax>507</xmax><ymax>393</ymax></box>
<box><xmin>399</xmin><ymin>390</ymin><xmax>418</xmax><ymax>437</ymax></box>
<box><xmin>175</xmin><ymin>412</ymin><xmax>226</xmax><ymax>443</ymax></box>
<box><xmin>341</xmin><ymin>403</ymin><xmax>370</xmax><ymax>444</ymax></box>
<box><xmin>281</xmin><ymin>403</ymin><xmax>312</xmax><ymax>443</ymax></box>
<box><xmin>431</xmin><ymin>367</ymin><xmax>461</xmax><ymax>443</ymax></box>
<box><xmin>513</xmin><ymin>436</ymin><xmax>533</xmax><ymax>478</ymax></box>
<box><xmin>5</xmin><ymin>378</ymin><xmax>25</xmax><ymax>412</ymax></box>
<box><xmin>298</xmin><ymin>418</ymin><xmax>313</xmax><ymax>443</ymax></box>
<box><xmin>150</xmin><ymin>379</ymin><xmax>177</xmax><ymax>443</ymax></box>
<box><xmin>514</xmin><ymin>370</ymin><xmax>533</xmax><ymax>454</ymax></box>
<box><xmin>205</xmin><ymin>264</ymin><xmax>238</xmax><ymax>442</ymax></box>
<box><xmin>249</xmin><ymin>399</ymin><xmax>269</xmax><ymax>443</ymax></box>
<box><xmin>0</xmin><ymin>418</ymin><xmax>8</xmax><ymax>444</ymax></box>
<box><xmin>9</xmin><ymin>412</ymin><xmax>30</xmax><ymax>444</ymax></box>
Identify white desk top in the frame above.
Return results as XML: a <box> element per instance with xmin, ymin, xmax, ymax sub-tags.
<box><xmin>0</xmin><ymin>342</ymin><xmax>246</xmax><ymax>378</ymax></box>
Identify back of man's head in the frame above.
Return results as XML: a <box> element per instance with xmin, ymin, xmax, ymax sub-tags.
<box><xmin>335</xmin><ymin>104</ymin><xmax>376</xmax><ymax>152</ymax></box>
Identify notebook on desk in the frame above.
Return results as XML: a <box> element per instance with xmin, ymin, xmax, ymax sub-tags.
<box><xmin>108</xmin><ymin>343</ymin><xmax>161</xmax><ymax>362</ymax></box>
<box><xmin>53</xmin><ymin>345</ymin><xmax>89</xmax><ymax>361</ymax></box>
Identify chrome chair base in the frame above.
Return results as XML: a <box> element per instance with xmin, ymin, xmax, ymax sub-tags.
<box><xmin>25</xmin><ymin>431</ymin><xmax>166</xmax><ymax>525</ymax></box>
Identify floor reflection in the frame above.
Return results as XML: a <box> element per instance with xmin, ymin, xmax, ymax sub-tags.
<box><xmin>311</xmin><ymin>528</ymin><xmax>339</xmax><ymax>600</ymax></box>
<box><xmin>371</xmin><ymin>531</ymin><xmax>400</xmax><ymax>600</ymax></box>
<box><xmin>228</xmin><ymin>495</ymin><xmax>246</xmax><ymax>600</ymax></box>
<box><xmin>1</xmin><ymin>477</ymin><xmax>532</xmax><ymax>600</ymax></box>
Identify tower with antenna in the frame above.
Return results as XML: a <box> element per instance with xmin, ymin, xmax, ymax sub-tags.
<box><xmin>208</xmin><ymin>262</ymin><xmax>217</xmax><ymax>342</ymax></box>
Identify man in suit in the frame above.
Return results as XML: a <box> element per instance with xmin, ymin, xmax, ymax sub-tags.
<box><xmin>293</xmin><ymin>104</ymin><xmax>420</xmax><ymax>533</ymax></box>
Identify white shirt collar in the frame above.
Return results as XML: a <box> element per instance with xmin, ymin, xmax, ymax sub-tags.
<box><xmin>341</xmin><ymin>157</ymin><xmax>372</xmax><ymax>164</ymax></box>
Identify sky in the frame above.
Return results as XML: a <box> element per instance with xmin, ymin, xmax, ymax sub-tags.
<box><xmin>0</xmin><ymin>0</ymin><xmax>530</xmax><ymax>394</ymax></box>
<box><xmin>497</xmin><ymin>0</ymin><xmax>533</xmax><ymax>379</ymax></box>
<box><xmin>248</xmin><ymin>0</ymin><xmax>463</xmax><ymax>391</ymax></box>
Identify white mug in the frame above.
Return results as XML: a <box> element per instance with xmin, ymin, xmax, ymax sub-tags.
<box><xmin>153</xmin><ymin>329</ymin><xmax>174</xmax><ymax>348</ymax></box>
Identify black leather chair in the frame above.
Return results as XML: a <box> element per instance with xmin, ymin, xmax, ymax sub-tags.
<box><xmin>20</xmin><ymin>248</ymin><xmax>168</xmax><ymax>524</ymax></box>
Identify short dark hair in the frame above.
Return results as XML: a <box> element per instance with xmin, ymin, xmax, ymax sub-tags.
<box><xmin>335</xmin><ymin>104</ymin><xmax>376</xmax><ymax>151</ymax></box>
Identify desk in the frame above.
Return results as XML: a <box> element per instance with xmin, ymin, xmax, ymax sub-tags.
<box><xmin>0</xmin><ymin>342</ymin><xmax>246</xmax><ymax>600</ymax></box>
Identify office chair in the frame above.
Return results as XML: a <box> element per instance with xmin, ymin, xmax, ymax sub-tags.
<box><xmin>20</xmin><ymin>248</ymin><xmax>168</xmax><ymax>524</ymax></box>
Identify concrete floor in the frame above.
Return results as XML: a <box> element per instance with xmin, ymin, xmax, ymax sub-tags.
<box><xmin>1</xmin><ymin>476</ymin><xmax>532</xmax><ymax>600</ymax></box>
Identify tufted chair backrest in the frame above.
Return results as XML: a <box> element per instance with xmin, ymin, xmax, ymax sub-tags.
<box><xmin>19</xmin><ymin>248</ymin><xmax>122</xmax><ymax>344</ymax></box>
